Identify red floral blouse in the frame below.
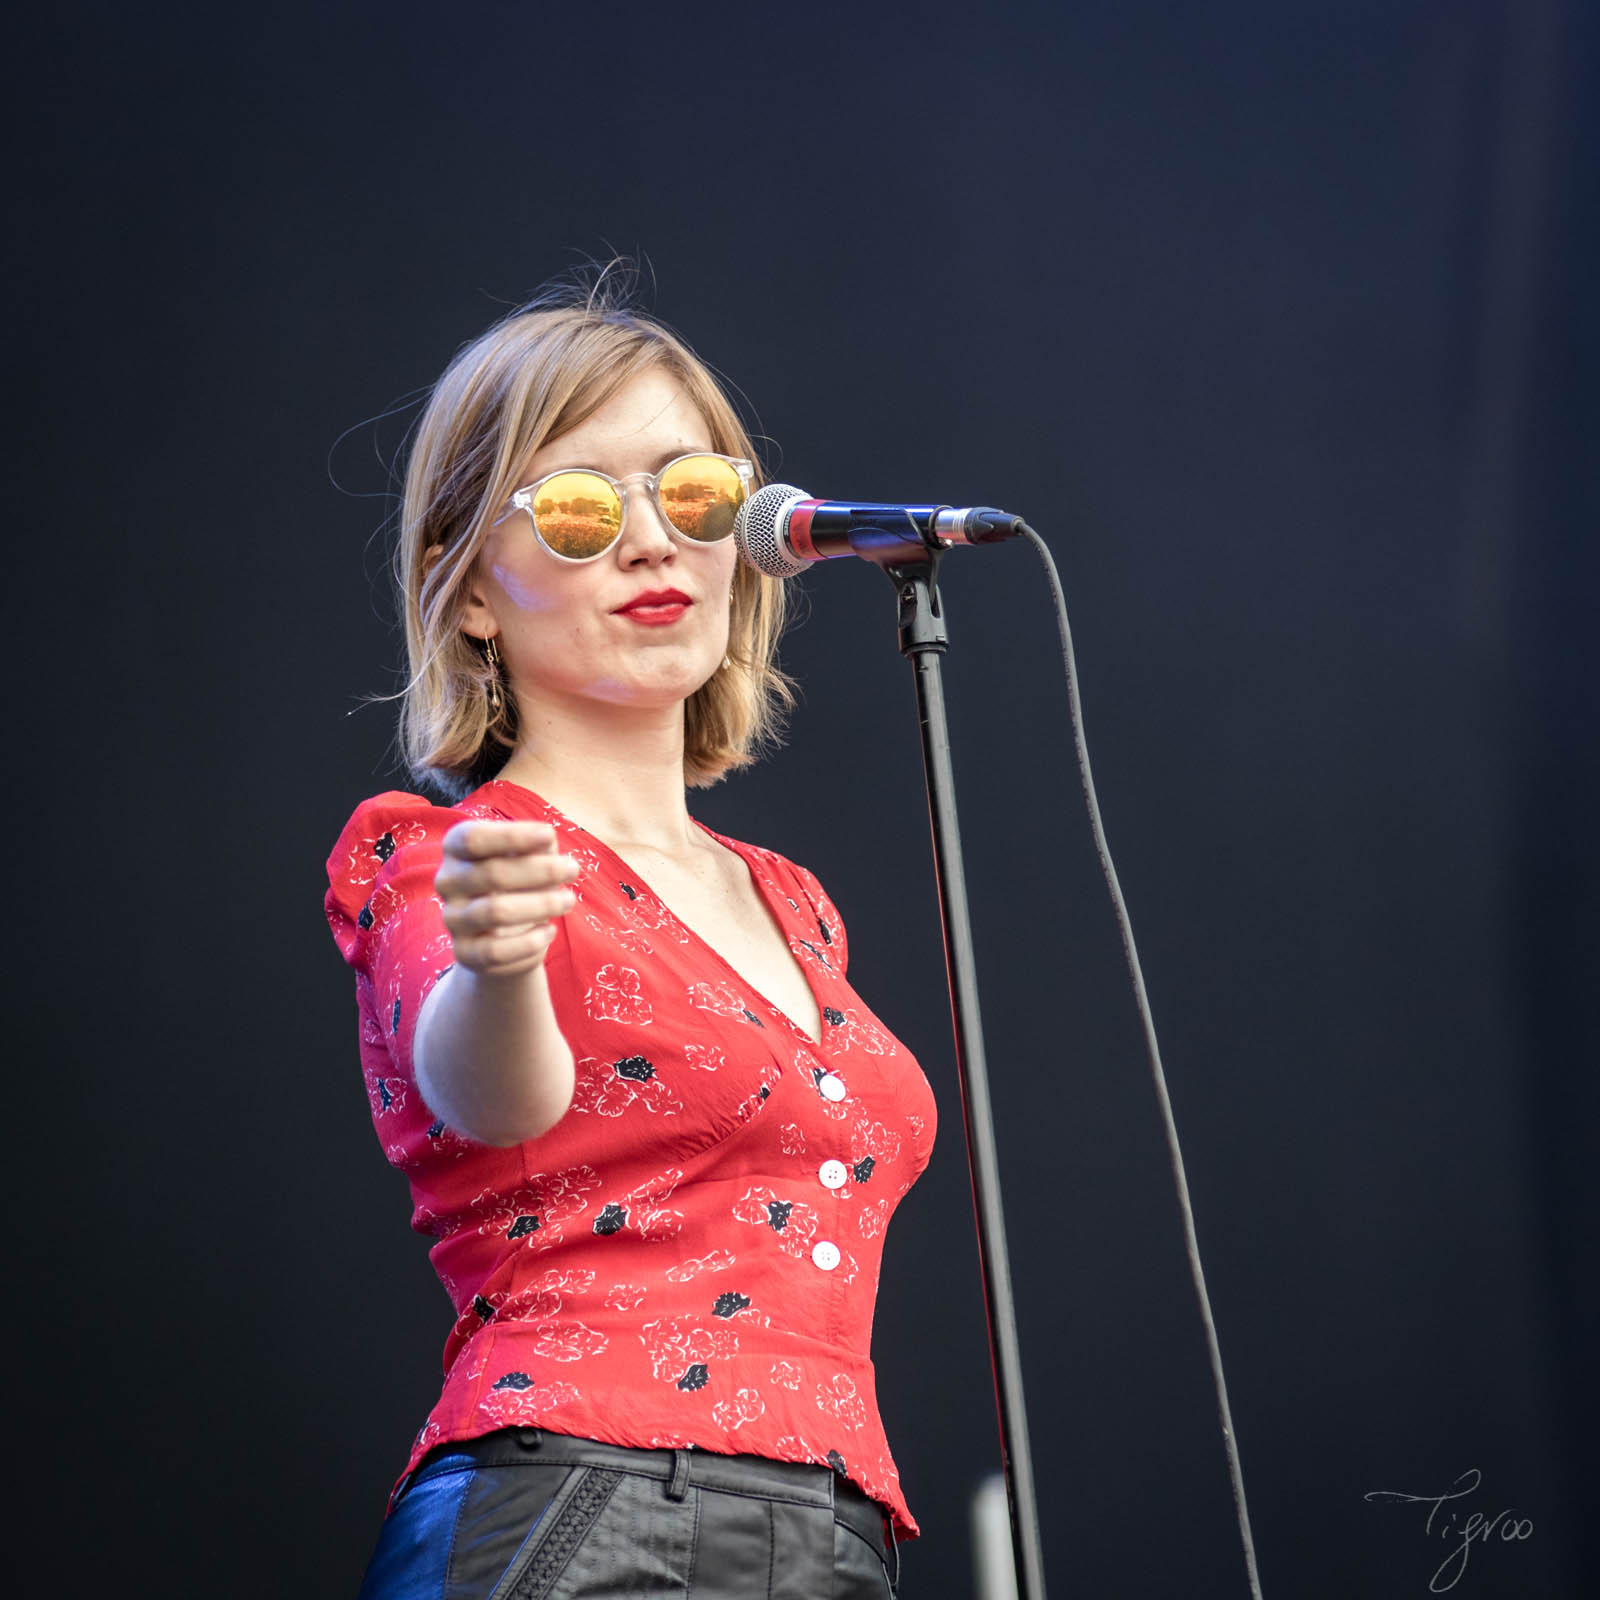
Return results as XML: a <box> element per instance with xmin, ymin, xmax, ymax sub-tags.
<box><xmin>324</xmin><ymin>779</ymin><xmax>938</xmax><ymax>1536</ymax></box>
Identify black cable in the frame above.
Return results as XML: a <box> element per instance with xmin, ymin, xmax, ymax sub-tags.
<box><xmin>1016</xmin><ymin>523</ymin><xmax>1266</xmax><ymax>1600</ymax></box>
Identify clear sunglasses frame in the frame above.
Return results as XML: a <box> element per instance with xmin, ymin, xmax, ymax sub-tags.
<box><xmin>495</xmin><ymin>452</ymin><xmax>756</xmax><ymax>564</ymax></box>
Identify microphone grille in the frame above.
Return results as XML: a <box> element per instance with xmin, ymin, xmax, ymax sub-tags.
<box><xmin>735</xmin><ymin>483</ymin><xmax>811</xmax><ymax>578</ymax></box>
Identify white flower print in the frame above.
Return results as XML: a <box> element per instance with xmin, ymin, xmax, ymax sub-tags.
<box><xmin>619</xmin><ymin>893</ymin><xmax>691</xmax><ymax>942</ymax></box>
<box><xmin>625</xmin><ymin>1168</ymin><xmax>686</xmax><ymax>1243</ymax></box>
<box><xmin>367</xmin><ymin>1071</ymin><xmax>407</xmax><ymax>1117</ymax></box>
<box><xmin>639</xmin><ymin>1315</ymin><xmax>741</xmax><ymax>1383</ymax></box>
<box><xmin>584</xmin><ymin>964</ymin><xmax>653</xmax><ymax>1024</ymax></box>
<box><xmin>344</xmin><ymin>818</ymin><xmax>430</xmax><ymax>888</ymax></box>
<box><xmin>815</xmin><ymin>1372</ymin><xmax>868</xmax><ymax>1432</ymax></box>
<box><xmin>469</xmin><ymin>1164</ymin><xmax>602</xmax><ymax>1252</ymax></box>
<box><xmin>789</xmin><ymin>932</ymin><xmax>834</xmax><ymax>975</ymax></box>
<box><xmin>683</xmin><ymin>1043</ymin><xmax>726</xmax><ymax>1072</ymax></box>
<box><xmin>570</xmin><ymin>1053</ymin><xmax>684</xmax><ymax>1118</ymax></box>
<box><xmin>827</xmin><ymin>1006</ymin><xmax>894</xmax><ymax>1056</ymax></box>
<box><xmin>583</xmin><ymin>912</ymin><xmax>654</xmax><ymax>956</ymax></box>
<box><xmin>711</xmin><ymin>1387</ymin><xmax>766</xmax><ymax>1430</ymax></box>
<box><xmin>770</xmin><ymin>1434</ymin><xmax>820</xmax><ymax>1464</ymax></box>
<box><xmin>496</xmin><ymin>1268</ymin><xmax>607</xmax><ymax>1362</ymax></box>
<box><xmin>857</xmin><ymin>1199</ymin><xmax>891</xmax><ymax>1240</ymax></box>
<box><xmin>686</xmin><ymin>981</ymin><xmax>757</xmax><ymax>1020</ymax></box>
<box><xmin>731</xmin><ymin>1185</ymin><xmax>820</xmax><ymax>1259</ymax></box>
<box><xmin>848</xmin><ymin>1112</ymin><xmax>902</xmax><ymax>1167</ymax></box>
<box><xmin>769</xmin><ymin>1360</ymin><xmax>804</xmax><ymax>1390</ymax></box>
<box><xmin>665</xmin><ymin>1249</ymin><xmax>736</xmax><ymax>1282</ymax></box>
<box><xmin>735</xmin><ymin>1058</ymin><xmax>783</xmax><ymax>1123</ymax></box>
<box><xmin>480</xmin><ymin>1377</ymin><xmax>582</xmax><ymax>1426</ymax></box>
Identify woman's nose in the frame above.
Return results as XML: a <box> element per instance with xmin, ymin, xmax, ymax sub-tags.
<box><xmin>616</xmin><ymin>480</ymin><xmax>677</xmax><ymax>562</ymax></box>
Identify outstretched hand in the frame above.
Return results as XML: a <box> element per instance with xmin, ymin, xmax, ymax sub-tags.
<box><xmin>435</xmin><ymin>820</ymin><xmax>581</xmax><ymax>978</ymax></box>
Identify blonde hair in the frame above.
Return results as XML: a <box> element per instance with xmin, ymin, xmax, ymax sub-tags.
<box><xmin>395</xmin><ymin>280</ymin><xmax>797</xmax><ymax>798</ymax></box>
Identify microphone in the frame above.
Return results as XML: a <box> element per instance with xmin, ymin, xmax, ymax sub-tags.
<box><xmin>735</xmin><ymin>483</ymin><xmax>1029</xmax><ymax>577</ymax></box>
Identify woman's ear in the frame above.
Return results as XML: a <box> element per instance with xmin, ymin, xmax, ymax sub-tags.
<box><xmin>425</xmin><ymin>543</ymin><xmax>498</xmax><ymax>642</ymax></box>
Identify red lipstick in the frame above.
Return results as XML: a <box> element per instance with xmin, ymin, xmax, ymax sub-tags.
<box><xmin>613</xmin><ymin>587</ymin><xmax>692</xmax><ymax>626</ymax></box>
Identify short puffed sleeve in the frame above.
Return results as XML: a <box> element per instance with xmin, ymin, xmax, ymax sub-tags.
<box><xmin>324</xmin><ymin>790</ymin><xmax>463</xmax><ymax>1114</ymax></box>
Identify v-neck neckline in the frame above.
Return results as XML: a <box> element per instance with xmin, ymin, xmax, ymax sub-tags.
<box><xmin>477</xmin><ymin>780</ymin><xmax>827</xmax><ymax>1050</ymax></box>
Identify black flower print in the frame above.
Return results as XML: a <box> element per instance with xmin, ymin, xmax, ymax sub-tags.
<box><xmin>713</xmin><ymin>1291</ymin><xmax>752</xmax><ymax>1318</ymax></box>
<box><xmin>473</xmin><ymin>1294</ymin><xmax>495</xmax><ymax>1322</ymax></box>
<box><xmin>426</xmin><ymin>1119</ymin><xmax>445</xmax><ymax>1139</ymax></box>
<box><xmin>471</xmin><ymin>1164</ymin><xmax>602</xmax><ymax>1252</ymax></box>
<box><xmin>823</xmin><ymin>1006</ymin><xmax>845</xmax><ymax>1027</ymax></box>
<box><xmin>376</xmin><ymin>1078</ymin><xmax>394</xmax><ymax>1111</ymax></box>
<box><xmin>620</xmin><ymin>882</ymin><xmax>638</xmax><ymax>900</ymax></box>
<box><xmin>851</xmin><ymin>1156</ymin><xmax>876</xmax><ymax>1184</ymax></box>
<box><xmin>492</xmin><ymin>1371</ymin><xmax>535</xmax><ymax>1391</ymax></box>
<box><xmin>827</xmin><ymin>1450</ymin><xmax>848</xmax><ymax>1476</ymax></box>
<box><xmin>796</xmin><ymin>938</ymin><xmax>831</xmax><ymax>970</ymax></box>
<box><xmin>357</xmin><ymin>899</ymin><xmax>374</xmax><ymax>930</ymax></box>
<box><xmin>817</xmin><ymin>918</ymin><xmax>833</xmax><ymax>945</ymax></box>
<box><xmin>733</xmin><ymin>1187</ymin><xmax>822</xmax><ymax>1259</ymax></box>
<box><xmin>640</xmin><ymin>1312</ymin><xmax>740</xmax><ymax>1385</ymax></box>
<box><xmin>373</xmin><ymin>830</ymin><xmax>396</xmax><ymax>863</ymax></box>
<box><xmin>742</xmin><ymin>1008</ymin><xmax>764</xmax><ymax>1026</ymax></box>
<box><xmin>593</xmin><ymin>1203</ymin><xmax>628</xmax><ymax>1236</ymax></box>
<box><xmin>572</xmin><ymin>1054</ymin><xmax>683</xmax><ymax>1118</ymax></box>
<box><xmin>391</xmin><ymin>998</ymin><xmax>402</xmax><ymax>1034</ymax></box>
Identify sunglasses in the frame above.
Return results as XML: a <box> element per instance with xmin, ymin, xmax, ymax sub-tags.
<box><xmin>498</xmin><ymin>452</ymin><xmax>755</xmax><ymax>563</ymax></box>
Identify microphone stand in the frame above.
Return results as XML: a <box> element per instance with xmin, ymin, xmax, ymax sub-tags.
<box><xmin>870</xmin><ymin>540</ymin><xmax>1049</xmax><ymax>1600</ymax></box>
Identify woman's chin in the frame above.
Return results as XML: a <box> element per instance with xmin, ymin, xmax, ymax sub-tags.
<box><xmin>572</xmin><ymin>661</ymin><xmax>722</xmax><ymax>710</ymax></box>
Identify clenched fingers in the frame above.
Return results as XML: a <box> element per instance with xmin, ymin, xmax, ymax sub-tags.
<box><xmin>442</xmin><ymin>818</ymin><xmax>559</xmax><ymax>860</ymax></box>
<box><xmin>436</xmin><ymin>821</ymin><xmax>581</xmax><ymax>901</ymax></box>
<box><xmin>447</xmin><ymin>920</ymin><xmax>562</xmax><ymax>978</ymax></box>
<box><xmin>435</xmin><ymin>818</ymin><xmax>583</xmax><ymax>976</ymax></box>
<box><xmin>441</xmin><ymin>885</ymin><xmax>579</xmax><ymax>937</ymax></box>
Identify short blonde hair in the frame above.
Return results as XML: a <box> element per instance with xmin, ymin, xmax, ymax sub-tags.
<box><xmin>395</xmin><ymin>281</ymin><xmax>797</xmax><ymax>798</ymax></box>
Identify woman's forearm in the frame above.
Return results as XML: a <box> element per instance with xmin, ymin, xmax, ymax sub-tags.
<box><xmin>413</xmin><ymin>962</ymin><xmax>575</xmax><ymax>1146</ymax></box>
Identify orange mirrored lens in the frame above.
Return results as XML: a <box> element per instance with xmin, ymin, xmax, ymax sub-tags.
<box><xmin>528</xmin><ymin>471</ymin><xmax>622</xmax><ymax>559</ymax></box>
<box><xmin>657</xmin><ymin>455</ymin><xmax>746</xmax><ymax>543</ymax></box>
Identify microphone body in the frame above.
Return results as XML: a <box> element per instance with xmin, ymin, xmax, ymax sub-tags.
<box><xmin>735</xmin><ymin>483</ymin><xmax>1026</xmax><ymax>577</ymax></box>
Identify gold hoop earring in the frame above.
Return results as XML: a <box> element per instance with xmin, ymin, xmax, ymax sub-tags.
<box><xmin>483</xmin><ymin>635</ymin><xmax>504</xmax><ymax>720</ymax></box>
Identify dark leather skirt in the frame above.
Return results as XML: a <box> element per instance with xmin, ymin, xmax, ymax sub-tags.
<box><xmin>356</xmin><ymin>1427</ymin><xmax>902</xmax><ymax>1599</ymax></box>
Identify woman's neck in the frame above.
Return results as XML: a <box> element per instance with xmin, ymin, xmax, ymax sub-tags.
<box><xmin>492</xmin><ymin>695</ymin><xmax>700</xmax><ymax>858</ymax></box>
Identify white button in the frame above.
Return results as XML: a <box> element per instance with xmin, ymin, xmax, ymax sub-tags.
<box><xmin>818</xmin><ymin>1160</ymin><xmax>848</xmax><ymax>1190</ymax></box>
<box><xmin>818</xmin><ymin>1073</ymin><xmax>848</xmax><ymax>1102</ymax></box>
<box><xmin>811</xmin><ymin>1240</ymin><xmax>841</xmax><ymax>1271</ymax></box>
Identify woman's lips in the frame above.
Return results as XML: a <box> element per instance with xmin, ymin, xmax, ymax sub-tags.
<box><xmin>613</xmin><ymin>586</ymin><xmax>693</xmax><ymax>626</ymax></box>
<box><xmin>615</xmin><ymin>600</ymin><xmax>691</xmax><ymax>625</ymax></box>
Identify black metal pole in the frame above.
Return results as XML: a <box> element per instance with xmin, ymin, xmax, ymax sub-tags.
<box><xmin>878</xmin><ymin>552</ymin><xmax>1049</xmax><ymax>1600</ymax></box>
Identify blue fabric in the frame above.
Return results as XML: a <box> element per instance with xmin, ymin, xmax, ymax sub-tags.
<box><xmin>356</xmin><ymin>1464</ymin><xmax>474</xmax><ymax>1600</ymax></box>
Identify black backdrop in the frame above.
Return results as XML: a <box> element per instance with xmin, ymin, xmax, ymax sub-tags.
<box><xmin>10</xmin><ymin>3</ymin><xmax>1595</xmax><ymax>1596</ymax></box>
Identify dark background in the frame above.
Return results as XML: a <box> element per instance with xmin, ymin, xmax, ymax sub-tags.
<box><xmin>10</xmin><ymin>2</ymin><xmax>1595</xmax><ymax>1596</ymax></box>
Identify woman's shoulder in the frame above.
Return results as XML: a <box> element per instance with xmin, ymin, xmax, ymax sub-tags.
<box><xmin>326</xmin><ymin>789</ymin><xmax>462</xmax><ymax>892</ymax></box>
<box><xmin>696</xmin><ymin>821</ymin><xmax>848</xmax><ymax>951</ymax></box>
<box><xmin>325</xmin><ymin>780</ymin><xmax>536</xmax><ymax>878</ymax></box>
<box><xmin>322</xmin><ymin>780</ymin><xmax>568</xmax><ymax>929</ymax></box>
